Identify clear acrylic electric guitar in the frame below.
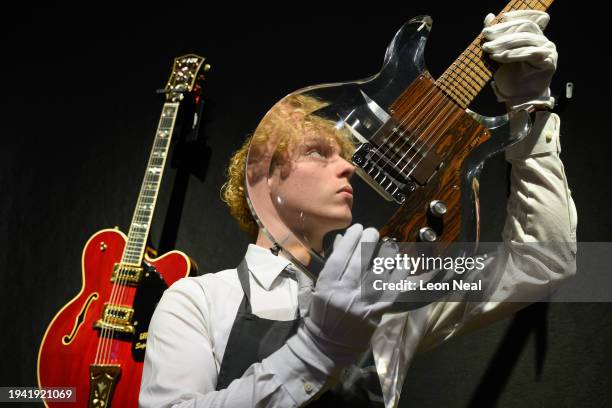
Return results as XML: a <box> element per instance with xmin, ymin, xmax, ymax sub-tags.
<box><xmin>246</xmin><ymin>0</ymin><xmax>552</xmax><ymax>278</ymax></box>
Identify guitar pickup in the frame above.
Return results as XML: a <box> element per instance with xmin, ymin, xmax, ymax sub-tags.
<box><xmin>93</xmin><ymin>304</ymin><xmax>135</xmax><ymax>335</ymax></box>
<box><xmin>111</xmin><ymin>263</ymin><xmax>143</xmax><ymax>286</ymax></box>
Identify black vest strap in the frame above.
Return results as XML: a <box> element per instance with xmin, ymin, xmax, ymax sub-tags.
<box><xmin>215</xmin><ymin>259</ymin><xmax>301</xmax><ymax>390</ymax></box>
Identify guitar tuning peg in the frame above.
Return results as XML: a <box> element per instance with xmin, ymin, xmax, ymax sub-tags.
<box><xmin>204</xmin><ymin>64</ymin><xmax>211</xmax><ymax>72</ymax></box>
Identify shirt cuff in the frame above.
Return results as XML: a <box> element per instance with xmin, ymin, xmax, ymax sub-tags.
<box><xmin>505</xmin><ymin>111</ymin><xmax>561</xmax><ymax>161</ymax></box>
<box><xmin>262</xmin><ymin>343</ymin><xmax>331</xmax><ymax>406</ymax></box>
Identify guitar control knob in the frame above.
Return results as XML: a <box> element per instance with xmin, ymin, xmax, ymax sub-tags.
<box><xmin>429</xmin><ymin>200</ymin><xmax>447</xmax><ymax>217</ymax></box>
<box><xmin>419</xmin><ymin>227</ymin><xmax>437</xmax><ymax>242</ymax></box>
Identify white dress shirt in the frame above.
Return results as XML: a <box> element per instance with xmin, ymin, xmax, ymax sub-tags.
<box><xmin>139</xmin><ymin>112</ymin><xmax>578</xmax><ymax>408</ymax></box>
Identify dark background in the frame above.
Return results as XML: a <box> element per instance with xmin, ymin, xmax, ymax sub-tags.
<box><xmin>2</xmin><ymin>1</ymin><xmax>611</xmax><ymax>407</ymax></box>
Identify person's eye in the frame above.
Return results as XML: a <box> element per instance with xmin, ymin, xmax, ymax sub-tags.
<box><xmin>306</xmin><ymin>148</ymin><xmax>325</xmax><ymax>158</ymax></box>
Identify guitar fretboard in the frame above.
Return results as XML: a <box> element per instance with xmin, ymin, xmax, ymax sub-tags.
<box><xmin>435</xmin><ymin>0</ymin><xmax>554</xmax><ymax>109</ymax></box>
<box><xmin>121</xmin><ymin>103</ymin><xmax>179</xmax><ymax>265</ymax></box>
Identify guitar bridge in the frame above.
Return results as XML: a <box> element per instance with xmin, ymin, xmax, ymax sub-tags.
<box><xmin>89</xmin><ymin>364</ymin><xmax>121</xmax><ymax>408</ymax></box>
<box><xmin>93</xmin><ymin>304</ymin><xmax>135</xmax><ymax>335</ymax></box>
<box><xmin>352</xmin><ymin>143</ymin><xmax>415</xmax><ymax>204</ymax></box>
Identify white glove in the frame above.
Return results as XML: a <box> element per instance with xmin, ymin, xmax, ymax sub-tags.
<box><xmin>482</xmin><ymin>10</ymin><xmax>557</xmax><ymax>110</ymax></box>
<box><xmin>286</xmin><ymin>224</ymin><xmax>401</xmax><ymax>374</ymax></box>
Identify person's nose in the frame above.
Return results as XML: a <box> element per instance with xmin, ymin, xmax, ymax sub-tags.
<box><xmin>337</xmin><ymin>157</ymin><xmax>355</xmax><ymax>180</ymax></box>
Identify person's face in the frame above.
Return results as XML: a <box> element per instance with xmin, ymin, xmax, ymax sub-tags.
<box><xmin>268</xmin><ymin>133</ymin><xmax>355</xmax><ymax>246</ymax></box>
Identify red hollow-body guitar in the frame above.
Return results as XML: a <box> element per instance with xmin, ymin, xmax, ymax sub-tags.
<box><xmin>37</xmin><ymin>54</ymin><xmax>210</xmax><ymax>408</ymax></box>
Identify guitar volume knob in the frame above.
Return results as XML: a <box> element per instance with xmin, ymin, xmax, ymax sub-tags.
<box><xmin>429</xmin><ymin>200</ymin><xmax>447</xmax><ymax>217</ymax></box>
<box><xmin>419</xmin><ymin>227</ymin><xmax>437</xmax><ymax>242</ymax></box>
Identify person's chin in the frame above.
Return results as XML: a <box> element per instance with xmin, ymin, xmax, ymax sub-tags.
<box><xmin>330</xmin><ymin>212</ymin><xmax>352</xmax><ymax>230</ymax></box>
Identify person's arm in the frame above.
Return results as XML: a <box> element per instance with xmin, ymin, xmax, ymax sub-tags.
<box><xmin>415</xmin><ymin>109</ymin><xmax>577</xmax><ymax>352</ymax></box>
<box><xmin>140</xmin><ymin>224</ymin><xmax>404</xmax><ymax>408</ymax></box>
<box><xmin>372</xmin><ymin>110</ymin><xmax>578</xmax><ymax>407</ymax></box>
<box><xmin>138</xmin><ymin>278</ymin><xmax>330</xmax><ymax>408</ymax></box>
<box><xmin>414</xmin><ymin>9</ymin><xmax>578</xmax><ymax>349</ymax></box>
<box><xmin>371</xmin><ymin>12</ymin><xmax>578</xmax><ymax>407</ymax></box>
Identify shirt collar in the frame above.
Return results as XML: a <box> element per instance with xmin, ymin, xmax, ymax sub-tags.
<box><xmin>243</xmin><ymin>244</ymin><xmax>292</xmax><ymax>290</ymax></box>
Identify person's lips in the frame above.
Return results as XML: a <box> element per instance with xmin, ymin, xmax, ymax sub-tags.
<box><xmin>337</xmin><ymin>185</ymin><xmax>353</xmax><ymax>196</ymax></box>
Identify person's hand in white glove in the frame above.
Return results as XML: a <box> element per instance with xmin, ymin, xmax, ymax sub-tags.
<box><xmin>286</xmin><ymin>223</ymin><xmax>402</xmax><ymax>376</ymax></box>
<box><xmin>482</xmin><ymin>10</ymin><xmax>557</xmax><ymax>111</ymax></box>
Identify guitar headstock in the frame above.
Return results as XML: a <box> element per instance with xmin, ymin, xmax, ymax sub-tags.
<box><xmin>164</xmin><ymin>54</ymin><xmax>210</xmax><ymax>102</ymax></box>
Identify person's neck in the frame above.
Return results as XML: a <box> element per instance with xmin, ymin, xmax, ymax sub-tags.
<box><xmin>254</xmin><ymin>229</ymin><xmax>321</xmax><ymax>266</ymax></box>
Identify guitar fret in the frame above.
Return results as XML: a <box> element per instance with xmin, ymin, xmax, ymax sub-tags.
<box><xmin>521</xmin><ymin>0</ymin><xmax>536</xmax><ymax>9</ymax></box>
<box><xmin>457</xmin><ymin>56</ymin><xmax>489</xmax><ymax>85</ymax></box>
<box><xmin>451</xmin><ymin>63</ymin><xmax>484</xmax><ymax>94</ymax></box>
<box><xmin>454</xmin><ymin>57</ymin><xmax>484</xmax><ymax>80</ymax></box>
<box><xmin>112</xmin><ymin>58</ymin><xmax>203</xmax><ymax>267</ymax></box>
<box><xmin>438</xmin><ymin>76</ymin><xmax>471</xmax><ymax>105</ymax></box>
<box><xmin>463</xmin><ymin>50</ymin><xmax>493</xmax><ymax>76</ymax></box>
<box><xmin>446</xmin><ymin>66</ymin><xmax>479</xmax><ymax>96</ymax></box>
<box><xmin>127</xmin><ymin>102</ymin><xmax>178</xmax><ymax>262</ymax></box>
<box><xmin>437</xmin><ymin>79</ymin><xmax>467</xmax><ymax>104</ymax></box>
<box><xmin>439</xmin><ymin>87</ymin><xmax>469</xmax><ymax>109</ymax></box>
<box><xmin>143</xmin><ymin>181</ymin><xmax>159</xmax><ymax>188</ymax></box>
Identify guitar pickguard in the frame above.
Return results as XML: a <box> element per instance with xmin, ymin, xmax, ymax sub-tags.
<box><xmin>131</xmin><ymin>262</ymin><xmax>169</xmax><ymax>362</ymax></box>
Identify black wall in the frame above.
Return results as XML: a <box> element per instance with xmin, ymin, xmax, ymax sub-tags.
<box><xmin>2</xmin><ymin>1</ymin><xmax>611</xmax><ymax>406</ymax></box>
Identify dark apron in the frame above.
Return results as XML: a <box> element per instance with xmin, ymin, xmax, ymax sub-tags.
<box><xmin>215</xmin><ymin>259</ymin><xmax>384</xmax><ymax>407</ymax></box>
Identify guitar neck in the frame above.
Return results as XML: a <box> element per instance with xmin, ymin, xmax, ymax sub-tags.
<box><xmin>435</xmin><ymin>0</ymin><xmax>554</xmax><ymax>109</ymax></box>
<box><xmin>121</xmin><ymin>102</ymin><xmax>180</xmax><ymax>265</ymax></box>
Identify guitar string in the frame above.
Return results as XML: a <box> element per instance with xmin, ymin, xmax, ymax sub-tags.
<box><xmin>372</xmin><ymin>0</ymin><xmax>528</xmax><ymax>169</ymax></box>
<box><xmin>406</xmin><ymin>0</ymin><xmax>545</xmax><ymax>175</ymax></box>
<box><xmin>373</xmin><ymin>8</ymin><xmax>501</xmax><ymax>172</ymax></box>
<box><xmin>380</xmin><ymin>79</ymin><xmax>460</xmax><ymax>172</ymax></box>
<box><xmin>389</xmin><ymin>50</ymin><xmax>491</xmax><ymax>174</ymax></box>
<box><xmin>398</xmin><ymin>99</ymin><xmax>458</xmax><ymax>176</ymax></box>
<box><xmin>369</xmin><ymin>0</ymin><xmax>512</xmax><ymax>168</ymax></box>
<box><xmin>104</xmin><ymin>107</ymin><xmax>174</xmax><ymax>363</ymax></box>
<box><xmin>369</xmin><ymin>86</ymin><xmax>451</xmax><ymax>178</ymax></box>
<box><xmin>368</xmin><ymin>0</ymin><xmax>535</xmax><ymax>185</ymax></box>
<box><xmin>98</xmin><ymin>106</ymin><xmax>172</xmax><ymax>364</ymax></box>
<box><xmin>96</xmin><ymin>57</ymin><xmax>201</xmax><ymax>364</ymax></box>
<box><xmin>369</xmin><ymin>23</ymin><xmax>489</xmax><ymax>175</ymax></box>
<box><xmin>367</xmin><ymin>84</ymin><xmax>442</xmax><ymax>177</ymax></box>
